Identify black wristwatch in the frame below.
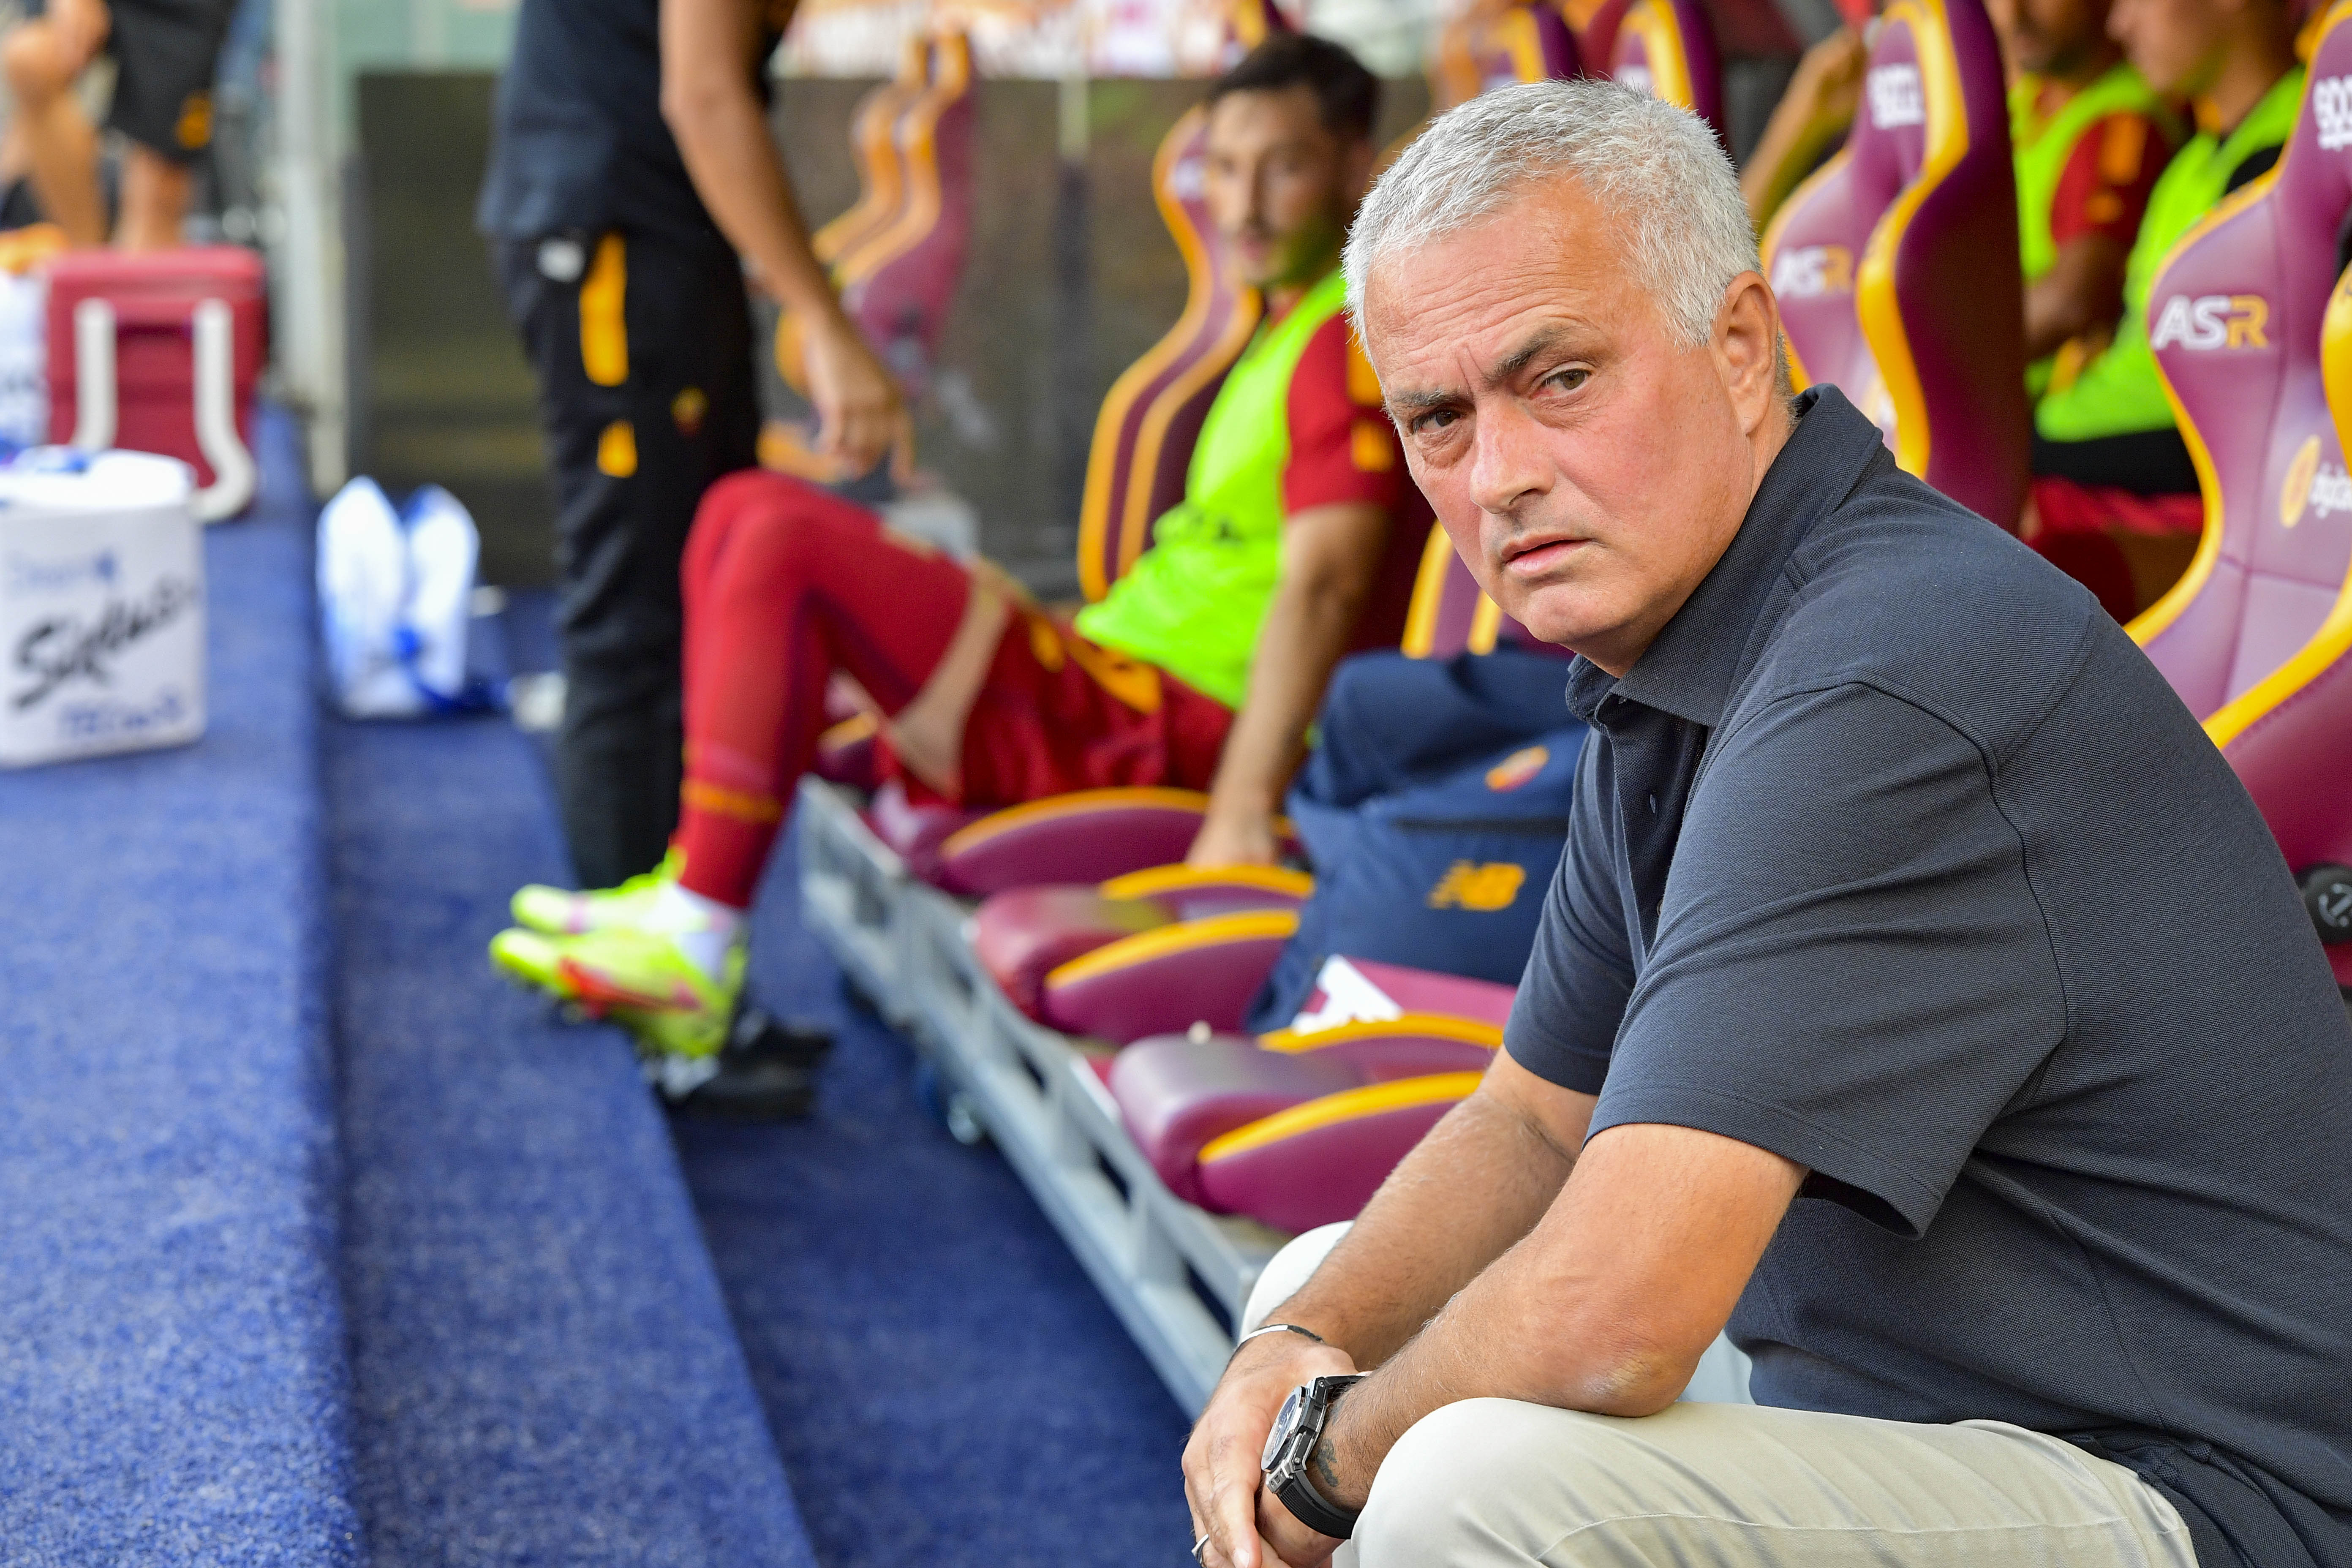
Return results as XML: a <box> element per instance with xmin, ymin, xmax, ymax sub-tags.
<box><xmin>1260</xmin><ymin>1374</ymin><xmax>1366</xmax><ymax>1538</ymax></box>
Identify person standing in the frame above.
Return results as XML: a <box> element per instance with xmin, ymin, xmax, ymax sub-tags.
<box><xmin>478</xmin><ymin>0</ymin><xmax>903</xmax><ymax>890</ymax></box>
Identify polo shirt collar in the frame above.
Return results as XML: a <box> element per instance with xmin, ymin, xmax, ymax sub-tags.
<box><xmin>1564</xmin><ymin>387</ymin><xmax>1885</xmax><ymax>728</ymax></box>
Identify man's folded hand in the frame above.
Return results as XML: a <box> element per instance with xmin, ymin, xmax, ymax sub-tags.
<box><xmin>1182</xmin><ymin>1333</ymin><xmax>1356</xmax><ymax>1568</ymax></box>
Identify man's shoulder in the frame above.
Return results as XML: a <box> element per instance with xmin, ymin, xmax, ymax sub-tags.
<box><xmin>1736</xmin><ymin>466</ymin><xmax>2102</xmax><ymax>754</ymax></box>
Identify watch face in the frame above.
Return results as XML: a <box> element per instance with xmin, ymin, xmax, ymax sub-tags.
<box><xmin>1263</xmin><ymin>1387</ymin><xmax>1304</xmax><ymax>1471</ymax></box>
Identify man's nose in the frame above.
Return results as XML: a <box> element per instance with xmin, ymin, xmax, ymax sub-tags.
<box><xmin>1467</xmin><ymin>403</ymin><xmax>1551</xmax><ymax>520</ymax></box>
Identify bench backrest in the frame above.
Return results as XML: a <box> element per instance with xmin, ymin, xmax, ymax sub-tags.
<box><xmin>1761</xmin><ymin>0</ymin><xmax>2029</xmax><ymax>527</ymax></box>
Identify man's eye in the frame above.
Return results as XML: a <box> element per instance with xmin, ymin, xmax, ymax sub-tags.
<box><xmin>1544</xmin><ymin>368</ymin><xmax>1590</xmax><ymax>394</ymax></box>
<box><xmin>1410</xmin><ymin>408</ymin><xmax>1460</xmax><ymax>435</ymax></box>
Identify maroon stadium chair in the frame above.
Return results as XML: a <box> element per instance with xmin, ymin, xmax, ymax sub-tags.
<box><xmin>1581</xmin><ymin>0</ymin><xmax>1725</xmax><ymax>136</ymax></box>
<box><xmin>1759</xmin><ymin>0</ymin><xmax>2030</xmax><ymax>529</ymax></box>
<box><xmin>2128</xmin><ymin>17</ymin><xmax>2352</xmax><ymax>982</ymax></box>
<box><xmin>1109</xmin><ymin>960</ymin><xmax>1516</xmax><ymax>1232</ymax></box>
<box><xmin>837</xmin><ymin>28</ymin><xmax>977</xmax><ymax>400</ymax></box>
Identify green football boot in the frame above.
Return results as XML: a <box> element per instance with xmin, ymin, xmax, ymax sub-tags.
<box><xmin>489</xmin><ymin>926</ymin><xmax>573</xmax><ymax>997</ymax></box>
<box><xmin>551</xmin><ymin>926</ymin><xmax>746</xmax><ymax>1060</ymax></box>
<box><xmin>509</xmin><ymin>847</ymin><xmax>682</xmax><ymax>936</ymax></box>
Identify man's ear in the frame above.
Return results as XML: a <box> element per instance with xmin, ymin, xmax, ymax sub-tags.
<box><xmin>1714</xmin><ymin>271</ymin><xmax>1784</xmax><ymax>435</ymax></box>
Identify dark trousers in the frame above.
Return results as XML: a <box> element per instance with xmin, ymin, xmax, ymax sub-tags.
<box><xmin>496</xmin><ymin>231</ymin><xmax>761</xmax><ymax>888</ymax></box>
<box><xmin>1298</xmin><ymin>647</ymin><xmax>1577</xmax><ymax>809</ymax></box>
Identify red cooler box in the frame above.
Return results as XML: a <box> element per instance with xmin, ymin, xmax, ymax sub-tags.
<box><xmin>45</xmin><ymin>247</ymin><xmax>266</xmax><ymax>520</ymax></box>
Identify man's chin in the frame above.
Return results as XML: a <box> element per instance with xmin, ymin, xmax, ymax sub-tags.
<box><xmin>1496</xmin><ymin>583</ymin><xmax>1617</xmax><ymax>656</ymax></box>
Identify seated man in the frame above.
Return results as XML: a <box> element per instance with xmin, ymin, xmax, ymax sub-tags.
<box><xmin>1186</xmin><ymin>79</ymin><xmax>2352</xmax><ymax>1568</ymax></box>
<box><xmin>2031</xmin><ymin>0</ymin><xmax>2301</xmax><ymax>494</ymax></box>
<box><xmin>1991</xmin><ymin>0</ymin><xmax>2178</xmax><ymax>398</ymax></box>
<box><xmin>0</xmin><ymin>0</ymin><xmax>237</xmax><ymax>248</ymax></box>
<box><xmin>491</xmin><ymin>33</ymin><xmax>1432</xmax><ymax>1059</ymax></box>
<box><xmin>1741</xmin><ymin>3</ymin><xmax>2175</xmax><ymax>408</ymax></box>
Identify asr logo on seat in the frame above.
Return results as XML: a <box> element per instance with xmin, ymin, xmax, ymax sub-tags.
<box><xmin>1484</xmin><ymin>744</ymin><xmax>1550</xmax><ymax>791</ymax></box>
<box><xmin>1770</xmin><ymin>245</ymin><xmax>1854</xmax><ymax>300</ymax></box>
<box><xmin>2316</xmin><ymin>74</ymin><xmax>2352</xmax><ymax>152</ymax></box>
<box><xmin>1866</xmin><ymin>63</ymin><xmax>1924</xmax><ymax>129</ymax></box>
<box><xmin>2278</xmin><ymin>434</ymin><xmax>2352</xmax><ymax>528</ymax></box>
<box><xmin>1429</xmin><ymin>861</ymin><xmax>1527</xmax><ymax>912</ymax></box>
<box><xmin>2149</xmin><ymin>293</ymin><xmax>2270</xmax><ymax>351</ymax></box>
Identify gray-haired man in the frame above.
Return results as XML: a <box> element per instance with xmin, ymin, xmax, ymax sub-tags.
<box><xmin>1180</xmin><ymin>78</ymin><xmax>2352</xmax><ymax>1568</ymax></box>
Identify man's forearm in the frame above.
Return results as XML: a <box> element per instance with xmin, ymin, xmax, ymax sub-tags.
<box><xmin>1267</xmin><ymin>1086</ymin><xmax>1575</xmax><ymax>1365</ymax></box>
<box><xmin>1209</xmin><ymin>578</ymin><xmax>1364</xmax><ymax>823</ymax></box>
<box><xmin>659</xmin><ymin>1</ymin><xmax>841</xmax><ymax>326</ymax></box>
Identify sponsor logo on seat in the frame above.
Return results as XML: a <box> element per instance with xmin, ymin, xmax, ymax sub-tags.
<box><xmin>1769</xmin><ymin>245</ymin><xmax>1854</xmax><ymax>299</ymax></box>
<box><xmin>2149</xmin><ymin>293</ymin><xmax>2269</xmax><ymax>351</ymax></box>
<box><xmin>1428</xmin><ymin>861</ymin><xmax>1527</xmax><ymax>912</ymax></box>
<box><xmin>2317</xmin><ymin>74</ymin><xmax>2352</xmax><ymax>152</ymax></box>
<box><xmin>1867</xmin><ymin>63</ymin><xmax>1924</xmax><ymax>129</ymax></box>
<box><xmin>1485</xmin><ymin>743</ymin><xmax>1549</xmax><ymax>791</ymax></box>
<box><xmin>2279</xmin><ymin>433</ymin><xmax>2352</xmax><ymax>528</ymax></box>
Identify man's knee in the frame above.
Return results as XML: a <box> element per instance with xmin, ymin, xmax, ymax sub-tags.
<box><xmin>697</xmin><ymin>473</ymin><xmax>871</xmax><ymax>603</ymax></box>
<box><xmin>1353</xmin><ymin>1399</ymin><xmax>1633</xmax><ymax>1567</ymax></box>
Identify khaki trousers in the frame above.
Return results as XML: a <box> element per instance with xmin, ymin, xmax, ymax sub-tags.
<box><xmin>1240</xmin><ymin>1226</ymin><xmax>2199</xmax><ymax>1568</ymax></box>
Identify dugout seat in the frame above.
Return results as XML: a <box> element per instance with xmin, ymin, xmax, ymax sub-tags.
<box><xmin>2127</xmin><ymin>12</ymin><xmax>2352</xmax><ymax>981</ymax></box>
<box><xmin>1110</xmin><ymin>959</ymin><xmax>1516</xmax><ymax>1231</ymax></box>
<box><xmin>964</xmin><ymin>528</ymin><xmax>1561</xmax><ymax>1039</ymax></box>
<box><xmin>1431</xmin><ymin>0</ymin><xmax>1582</xmax><ymax>112</ymax></box>
<box><xmin>1759</xmin><ymin>0</ymin><xmax>2030</xmax><ymax>528</ymax></box>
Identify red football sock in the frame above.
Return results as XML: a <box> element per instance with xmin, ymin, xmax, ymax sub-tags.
<box><xmin>674</xmin><ymin>472</ymin><xmax>969</xmax><ymax>908</ymax></box>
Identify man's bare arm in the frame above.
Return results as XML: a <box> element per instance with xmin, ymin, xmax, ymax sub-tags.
<box><xmin>1187</xmin><ymin>502</ymin><xmax>1389</xmax><ymax>867</ymax></box>
<box><xmin>659</xmin><ymin>0</ymin><xmax>902</xmax><ymax>468</ymax></box>
<box><xmin>2024</xmin><ymin>233</ymin><xmax>2131</xmax><ymax>362</ymax></box>
<box><xmin>1181</xmin><ymin>1051</ymin><xmax>1597</xmax><ymax>1568</ymax></box>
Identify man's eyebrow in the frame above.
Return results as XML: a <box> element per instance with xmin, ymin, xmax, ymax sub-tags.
<box><xmin>1385</xmin><ymin>384</ymin><xmax>1459</xmax><ymax>414</ymax></box>
<box><xmin>1489</xmin><ymin>325</ymin><xmax>1580</xmax><ymax>382</ymax></box>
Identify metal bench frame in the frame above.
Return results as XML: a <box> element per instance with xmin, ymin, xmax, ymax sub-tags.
<box><xmin>797</xmin><ymin>776</ymin><xmax>1285</xmax><ymax>1413</ymax></box>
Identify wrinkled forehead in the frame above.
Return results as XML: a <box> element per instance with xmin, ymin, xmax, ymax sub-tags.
<box><xmin>1356</xmin><ymin>185</ymin><xmax>1656</xmax><ymax>382</ymax></box>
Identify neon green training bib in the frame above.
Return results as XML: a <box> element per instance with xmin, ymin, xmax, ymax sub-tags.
<box><xmin>2012</xmin><ymin>63</ymin><xmax>2177</xmax><ymax>399</ymax></box>
<box><xmin>2036</xmin><ymin>68</ymin><xmax>2303</xmax><ymax>445</ymax></box>
<box><xmin>1075</xmin><ymin>268</ymin><xmax>1350</xmax><ymax>709</ymax></box>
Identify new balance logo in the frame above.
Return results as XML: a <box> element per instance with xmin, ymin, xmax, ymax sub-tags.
<box><xmin>1428</xmin><ymin>862</ymin><xmax>1527</xmax><ymax>912</ymax></box>
<box><xmin>1770</xmin><ymin>245</ymin><xmax>1854</xmax><ymax>299</ymax></box>
<box><xmin>2149</xmin><ymin>293</ymin><xmax>2269</xmax><ymax>351</ymax></box>
<box><xmin>1867</xmin><ymin>64</ymin><xmax>1924</xmax><ymax>129</ymax></box>
<box><xmin>2317</xmin><ymin>74</ymin><xmax>2352</xmax><ymax>151</ymax></box>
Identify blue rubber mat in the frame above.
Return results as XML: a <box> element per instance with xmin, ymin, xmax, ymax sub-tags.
<box><xmin>0</xmin><ymin>412</ymin><xmax>363</xmax><ymax>1565</ymax></box>
<box><xmin>326</xmin><ymin>709</ymin><xmax>817</xmax><ymax>1567</ymax></box>
<box><xmin>670</xmin><ymin>831</ymin><xmax>1198</xmax><ymax>1568</ymax></box>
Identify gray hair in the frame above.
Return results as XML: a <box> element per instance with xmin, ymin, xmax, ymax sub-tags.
<box><xmin>1342</xmin><ymin>78</ymin><xmax>1758</xmax><ymax>348</ymax></box>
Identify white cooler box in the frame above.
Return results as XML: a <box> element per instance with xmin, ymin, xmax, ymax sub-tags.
<box><xmin>0</xmin><ymin>449</ymin><xmax>203</xmax><ymax>768</ymax></box>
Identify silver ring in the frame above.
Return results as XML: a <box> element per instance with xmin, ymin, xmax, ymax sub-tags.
<box><xmin>1192</xmin><ymin>1533</ymin><xmax>1211</xmax><ymax>1563</ymax></box>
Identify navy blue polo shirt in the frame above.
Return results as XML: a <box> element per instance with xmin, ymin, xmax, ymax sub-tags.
<box><xmin>1506</xmin><ymin>387</ymin><xmax>2352</xmax><ymax>1568</ymax></box>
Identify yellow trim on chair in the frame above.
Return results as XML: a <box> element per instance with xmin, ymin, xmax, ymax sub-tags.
<box><xmin>811</xmin><ymin>37</ymin><xmax>925</xmax><ymax>267</ymax></box>
<box><xmin>1077</xmin><ymin>106</ymin><xmax>1264</xmax><ymax>602</ymax></box>
<box><xmin>1199</xmin><ymin>1072</ymin><xmax>1485</xmax><ymax>1163</ymax></box>
<box><xmin>1400</xmin><ymin>525</ymin><xmax>1457</xmax><ymax>658</ymax></box>
<box><xmin>1619</xmin><ymin>0</ymin><xmax>1695</xmax><ymax>109</ymax></box>
<box><xmin>834</xmin><ymin>31</ymin><xmax>971</xmax><ymax>286</ymax></box>
<box><xmin>1853</xmin><ymin>0</ymin><xmax>1971</xmax><ymax>483</ymax></box>
<box><xmin>1098</xmin><ymin>863</ymin><xmax>1316</xmax><ymax>901</ymax></box>
<box><xmin>940</xmin><ymin>787</ymin><xmax>1213</xmax><ymax>859</ymax></box>
<box><xmin>1258</xmin><ymin>1013</ymin><xmax>1504</xmax><ymax>1054</ymax></box>
<box><xmin>2202</xmin><ymin>260</ymin><xmax>2352</xmax><ymax>746</ymax></box>
<box><xmin>1043</xmin><ymin>910</ymin><xmax>1301</xmax><ymax>990</ymax></box>
<box><xmin>2125</xmin><ymin>154</ymin><xmax>2298</xmax><ymax>649</ymax></box>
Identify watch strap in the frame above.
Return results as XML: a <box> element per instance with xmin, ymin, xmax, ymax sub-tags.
<box><xmin>1271</xmin><ymin>1374</ymin><xmax>1366</xmax><ymax>1539</ymax></box>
